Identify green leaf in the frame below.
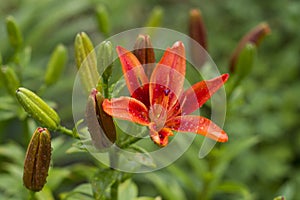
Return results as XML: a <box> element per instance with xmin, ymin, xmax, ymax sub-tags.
<box><xmin>118</xmin><ymin>179</ymin><xmax>138</xmax><ymax>200</ymax></box>
<box><xmin>217</xmin><ymin>181</ymin><xmax>252</xmax><ymax>200</ymax></box>
<box><xmin>0</xmin><ymin>142</ymin><xmax>25</xmax><ymax>166</ymax></box>
<box><xmin>145</xmin><ymin>173</ymin><xmax>187</xmax><ymax>200</ymax></box>
<box><xmin>60</xmin><ymin>183</ymin><xmax>94</xmax><ymax>200</ymax></box>
<box><xmin>0</xmin><ymin>174</ymin><xmax>27</xmax><ymax>199</ymax></box>
<box><xmin>91</xmin><ymin>168</ymin><xmax>120</xmax><ymax>200</ymax></box>
<box><xmin>126</xmin><ymin>145</ymin><xmax>156</xmax><ymax>168</ymax></box>
<box><xmin>46</xmin><ymin>168</ymin><xmax>71</xmax><ymax>191</ymax></box>
<box><xmin>0</xmin><ymin>110</ymin><xmax>17</xmax><ymax>121</ymax></box>
<box><xmin>2</xmin><ymin>162</ymin><xmax>23</xmax><ymax>178</ymax></box>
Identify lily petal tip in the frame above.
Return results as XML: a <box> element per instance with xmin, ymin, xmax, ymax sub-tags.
<box><xmin>222</xmin><ymin>73</ymin><xmax>230</xmax><ymax>82</ymax></box>
<box><xmin>116</xmin><ymin>46</ymin><xmax>127</xmax><ymax>56</ymax></box>
<box><xmin>214</xmin><ymin>131</ymin><xmax>228</xmax><ymax>142</ymax></box>
<box><xmin>172</xmin><ymin>41</ymin><xmax>185</xmax><ymax>50</ymax></box>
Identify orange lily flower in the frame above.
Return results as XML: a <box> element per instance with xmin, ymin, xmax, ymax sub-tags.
<box><xmin>103</xmin><ymin>41</ymin><xmax>229</xmax><ymax>147</ymax></box>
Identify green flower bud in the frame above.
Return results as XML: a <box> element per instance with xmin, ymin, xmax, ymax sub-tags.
<box><xmin>235</xmin><ymin>43</ymin><xmax>256</xmax><ymax>81</ymax></box>
<box><xmin>227</xmin><ymin>43</ymin><xmax>256</xmax><ymax>96</ymax></box>
<box><xmin>16</xmin><ymin>87</ymin><xmax>60</xmax><ymax>130</ymax></box>
<box><xmin>86</xmin><ymin>88</ymin><xmax>116</xmax><ymax>149</ymax></box>
<box><xmin>97</xmin><ymin>41</ymin><xmax>113</xmax><ymax>96</ymax></box>
<box><xmin>229</xmin><ymin>23</ymin><xmax>271</xmax><ymax>72</ymax></box>
<box><xmin>45</xmin><ymin>44</ymin><xmax>68</xmax><ymax>86</ymax></box>
<box><xmin>145</xmin><ymin>7</ymin><xmax>163</xmax><ymax>27</ymax></box>
<box><xmin>23</xmin><ymin>127</ymin><xmax>51</xmax><ymax>192</ymax></box>
<box><xmin>0</xmin><ymin>66</ymin><xmax>20</xmax><ymax>96</ymax></box>
<box><xmin>6</xmin><ymin>16</ymin><xmax>23</xmax><ymax>50</ymax></box>
<box><xmin>132</xmin><ymin>34</ymin><xmax>155</xmax><ymax>78</ymax></box>
<box><xmin>75</xmin><ymin>32</ymin><xmax>100</xmax><ymax>93</ymax></box>
<box><xmin>95</xmin><ymin>5</ymin><xmax>111</xmax><ymax>37</ymax></box>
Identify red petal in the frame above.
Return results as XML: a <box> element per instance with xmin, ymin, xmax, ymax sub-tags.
<box><xmin>149</xmin><ymin>123</ymin><xmax>174</xmax><ymax>147</ymax></box>
<box><xmin>180</xmin><ymin>74</ymin><xmax>229</xmax><ymax>115</ymax></box>
<box><xmin>116</xmin><ymin>46</ymin><xmax>149</xmax><ymax>95</ymax></box>
<box><xmin>166</xmin><ymin>115</ymin><xmax>228</xmax><ymax>142</ymax></box>
<box><xmin>102</xmin><ymin>97</ymin><xmax>150</xmax><ymax>126</ymax></box>
<box><xmin>149</xmin><ymin>42</ymin><xmax>186</xmax><ymax>111</ymax></box>
<box><xmin>131</xmin><ymin>83</ymin><xmax>150</xmax><ymax>109</ymax></box>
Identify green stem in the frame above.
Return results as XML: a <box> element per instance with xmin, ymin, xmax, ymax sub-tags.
<box><xmin>117</xmin><ymin>136</ymin><xmax>141</xmax><ymax>149</ymax></box>
<box><xmin>110</xmin><ymin>181</ymin><xmax>119</xmax><ymax>200</ymax></box>
<box><xmin>28</xmin><ymin>191</ymin><xmax>35</xmax><ymax>200</ymax></box>
<box><xmin>23</xmin><ymin>118</ymin><xmax>30</xmax><ymax>145</ymax></box>
<box><xmin>109</xmin><ymin>147</ymin><xmax>119</xmax><ymax>169</ymax></box>
<box><xmin>57</xmin><ymin>125</ymin><xmax>80</xmax><ymax>139</ymax></box>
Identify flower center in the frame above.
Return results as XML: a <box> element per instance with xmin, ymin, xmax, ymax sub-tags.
<box><xmin>149</xmin><ymin>103</ymin><xmax>167</xmax><ymax>131</ymax></box>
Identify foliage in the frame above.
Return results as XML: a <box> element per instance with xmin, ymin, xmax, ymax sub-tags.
<box><xmin>0</xmin><ymin>0</ymin><xmax>299</xmax><ymax>199</ymax></box>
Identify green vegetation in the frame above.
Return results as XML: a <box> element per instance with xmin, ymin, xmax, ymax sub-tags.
<box><xmin>0</xmin><ymin>0</ymin><xmax>299</xmax><ymax>199</ymax></box>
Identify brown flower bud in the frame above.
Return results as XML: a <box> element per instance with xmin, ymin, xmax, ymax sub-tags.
<box><xmin>86</xmin><ymin>89</ymin><xmax>116</xmax><ymax>149</ymax></box>
<box><xmin>229</xmin><ymin>23</ymin><xmax>271</xmax><ymax>72</ymax></box>
<box><xmin>23</xmin><ymin>128</ymin><xmax>51</xmax><ymax>192</ymax></box>
<box><xmin>189</xmin><ymin>9</ymin><xmax>208</xmax><ymax>67</ymax></box>
<box><xmin>132</xmin><ymin>34</ymin><xmax>155</xmax><ymax>77</ymax></box>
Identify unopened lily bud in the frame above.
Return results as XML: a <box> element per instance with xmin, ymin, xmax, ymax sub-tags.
<box><xmin>229</xmin><ymin>23</ymin><xmax>271</xmax><ymax>72</ymax></box>
<box><xmin>6</xmin><ymin>16</ymin><xmax>23</xmax><ymax>50</ymax></box>
<box><xmin>133</xmin><ymin>34</ymin><xmax>155</xmax><ymax>77</ymax></box>
<box><xmin>189</xmin><ymin>9</ymin><xmax>208</xmax><ymax>67</ymax></box>
<box><xmin>226</xmin><ymin>43</ymin><xmax>256</xmax><ymax>96</ymax></box>
<box><xmin>75</xmin><ymin>32</ymin><xmax>100</xmax><ymax>93</ymax></box>
<box><xmin>0</xmin><ymin>66</ymin><xmax>20</xmax><ymax>96</ymax></box>
<box><xmin>95</xmin><ymin>5</ymin><xmax>111</xmax><ymax>37</ymax></box>
<box><xmin>145</xmin><ymin>7</ymin><xmax>163</xmax><ymax>27</ymax></box>
<box><xmin>235</xmin><ymin>43</ymin><xmax>256</xmax><ymax>81</ymax></box>
<box><xmin>189</xmin><ymin>9</ymin><xmax>207</xmax><ymax>50</ymax></box>
<box><xmin>23</xmin><ymin>127</ymin><xmax>51</xmax><ymax>191</ymax></box>
<box><xmin>45</xmin><ymin>44</ymin><xmax>68</xmax><ymax>86</ymax></box>
<box><xmin>86</xmin><ymin>88</ymin><xmax>116</xmax><ymax>149</ymax></box>
<box><xmin>98</xmin><ymin>41</ymin><xmax>113</xmax><ymax>88</ymax></box>
<box><xmin>16</xmin><ymin>87</ymin><xmax>60</xmax><ymax>130</ymax></box>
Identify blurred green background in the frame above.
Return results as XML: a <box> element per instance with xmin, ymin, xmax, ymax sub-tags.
<box><xmin>0</xmin><ymin>0</ymin><xmax>300</xmax><ymax>199</ymax></box>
